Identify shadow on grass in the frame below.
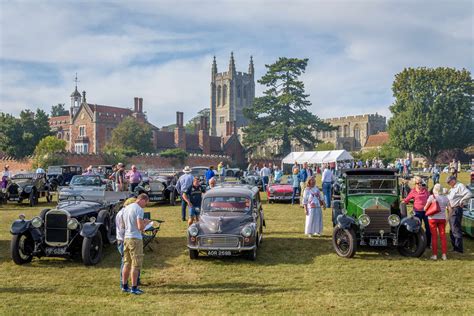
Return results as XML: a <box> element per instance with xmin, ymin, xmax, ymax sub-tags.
<box><xmin>0</xmin><ymin>286</ymin><xmax>55</xmax><ymax>294</ymax></box>
<box><xmin>156</xmin><ymin>282</ymin><xmax>302</xmax><ymax>294</ymax></box>
<box><xmin>0</xmin><ymin>239</ymin><xmax>11</xmax><ymax>264</ymax></box>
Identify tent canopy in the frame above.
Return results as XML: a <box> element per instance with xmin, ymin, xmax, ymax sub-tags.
<box><xmin>282</xmin><ymin>150</ymin><xmax>354</xmax><ymax>164</ymax></box>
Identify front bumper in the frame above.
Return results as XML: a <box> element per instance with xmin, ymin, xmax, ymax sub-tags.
<box><xmin>187</xmin><ymin>244</ymin><xmax>256</xmax><ymax>251</ymax></box>
<box><xmin>268</xmin><ymin>195</ymin><xmax>295</xmax><ymax>201</ymax></box>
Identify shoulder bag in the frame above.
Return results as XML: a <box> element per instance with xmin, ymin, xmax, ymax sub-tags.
<box><xmin>425</xmin><ymin>195</ymin><xmax>440</xmax><ymax>216</ymax></box>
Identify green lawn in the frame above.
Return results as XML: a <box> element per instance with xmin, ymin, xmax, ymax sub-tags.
<box><xmin>0</xmin><ymin>172</ymin><xmax>472</xmax><ymax>315</ymax></box>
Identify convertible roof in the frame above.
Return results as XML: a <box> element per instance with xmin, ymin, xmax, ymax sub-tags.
<box><xmin>343</xmin><ymin>168</ymin><xmax>397</xmax><ymax>176</ymax></box>
<box><xmin>205</xmin><ymin>184</ymin><xmax>258</xmax><ymax>198</ymax></box>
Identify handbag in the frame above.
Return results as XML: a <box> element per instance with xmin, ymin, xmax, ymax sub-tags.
<box><xmin>425</xmin><ymin>195</ymin><xmax>441</xmax><ymax>216</ymax></box>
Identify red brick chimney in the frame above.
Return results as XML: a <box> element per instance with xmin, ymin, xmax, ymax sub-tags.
<box><xmin>134</xmin><ymin>97</ymin><xmax>139</xmax><ymax>112</ymax></box>
<box><xmin>174</xmin><ymin>111</ymin><xmax>186</xmax><ymax>150</ymax></box>
<box><xmin>138</xmin><ymin>98</ymin><xmax>143</xmax><ymax>113</ymax></box>
<box><xmin>226</xmin><ymin>121</ymin><xmax>231</xmax><ymax>136</ymax></box>
<box><xmin>199</xmin><ymin>116</ymin><xmax>210</xmax><ymax>154</ymax></box>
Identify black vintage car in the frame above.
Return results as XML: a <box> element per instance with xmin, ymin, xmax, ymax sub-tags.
<box><xmin>187</xmin><ymin>184</ymin><xmax>265</xmax><ymax>260</ymax></box>
<box><xmin>134</xmin><ymin>170</ymin><xmax>179</xmax><ymax>205</ymax></box>
<box><xmin>47</xmin><ymin>165</ymin><xmax>83</xmax><ymax>190</ymax></box>
<box><xmin>240</xmin><ymin>171</ymin><xmax>263</xmax><ymax>191</ymax></box>
<box><xmin>10</xmin><ymin>192</ymin><xmax>126</xmax><ymax>266</ymax></box>
<box><xmin>5</xmin><ymin>173</ymin><xmax>53</xmax><ymax>206</ymax></box>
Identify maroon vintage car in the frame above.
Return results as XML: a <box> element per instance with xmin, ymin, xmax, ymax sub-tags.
<box><xmin>266</xmin><ymin>182</ymin><xmax>297</xmax><ymax>203</ymax></box>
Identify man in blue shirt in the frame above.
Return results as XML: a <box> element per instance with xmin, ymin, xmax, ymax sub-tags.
<box><xmin>176</xmin><ymin>166</ymin><xmax>194</xmax><ymax>221</ymax></box>
<box><xmin>205</xmin><ymin>166</ymin><xmax>215</xmax><ymax>184</ymax></box>
<box><xmin>299</xmin><ymin>162</ymin><xmax>309</xmax><ymax>206</ymax></box>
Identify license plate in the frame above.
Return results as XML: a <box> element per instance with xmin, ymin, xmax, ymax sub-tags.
<box><xmin>369</xmin><ymin>238</ymin><xmax>387</xmax><ymax>246</ymax></box>
<box><xmin>207</xmin><ymin>250</ymin><xmax>232</xmax><ymax>256</ymax></box>
<box><xmin>9</xmin><ymin>197</ymin><xmax>19</xmax><ymax>201</ymax></box>
<box><xmin>45</xmin><ymin>247</ymin><xmax>67</xmax><ymax>255</ymax></box>
<box><xmin>149</xmin><ymin>196</ymin><xmax>164</xmax><ymax>201</ymax></box>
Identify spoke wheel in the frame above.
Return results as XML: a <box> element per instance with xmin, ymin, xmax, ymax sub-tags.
<box><xmin>398</xmin><ymin>229</ymin><xmax>426</xmax><ymax>257</ymax></box>
<box><xmin>11</xmin><ymin>233</ymin><xmax>34</xmax><ymax>264</ymax></box>
<box><xmin>332</xmin><ymin>226</ymin><xmax>357</xmax><ymax>258</ymax></box>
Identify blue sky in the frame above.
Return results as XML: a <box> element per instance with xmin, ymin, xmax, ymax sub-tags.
<box><xmin>0</xmin><ymin>0</ymin><xmax>472</xmax><ymax>127</ymax></box>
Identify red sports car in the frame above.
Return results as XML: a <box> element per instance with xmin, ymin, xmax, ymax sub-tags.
<box><xmin>266</xmin><ymin>182</ymin><xmax>298</xmax><ymax>203</ymax></box>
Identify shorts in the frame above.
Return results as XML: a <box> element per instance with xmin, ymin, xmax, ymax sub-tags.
<box><xmin>123</xmin><ymin>238</ymin><xmax>144</xmax><ymax>269</ymax></box>
<box><xmin>189</xmin><ymin>207</ymin><xmax>200</xmax><ymax>217</ymax></box>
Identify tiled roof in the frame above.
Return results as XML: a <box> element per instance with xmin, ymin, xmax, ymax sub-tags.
<box><xmin>364</xmin><ymin>132</ymin><xmax>389</xmax><ymax>148</ymax></box>
<box><xmin>89</xmin><ymin>104</ymin><xmax>133</xmax><ymax>116</ymax></box>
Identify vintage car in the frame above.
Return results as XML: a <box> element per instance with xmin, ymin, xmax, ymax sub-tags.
<box><xmin>240</xmin><ymin>171</ymin><xmax>263</xmax><ymax>191</ymax></box>
<box><xmin>225</xmin><ymin>168</ymin><xmax>242</xmax><ymax>178</ymax></box>
<box><xmin>187</xmin><ymin>184</ymin><xmax>265</xmax><ymax>260</ymax></box>
<box><xmin>4</xmin><ymin>173</ymin><xmax>53</xmax><ymax>206</ymax></box>
<box><xmin>10</xmin><ymin>191</ymin><xmax>126</xmax><ymax>266</ymax></box>
<box><xmin>58</xmin><ymin>175</ymin><xmax>112</xmax><ymax>201</ymax></box>
<box><xmin>47</xmin><ymin>165</ymin><xmax>83</xmax><ymax>190</ymax></box>
<box><xmin>332</xmin><ymin>169</ymin><xmax>426</xmax><ymax>258</ymax></box>
<box><xmin>266</xmin><ymin>179</ymin><xmax>297</xmax><ymax>203</ymax></box>
<box><xmin>134</xmin><ymin>170</ymin><xmax>178</xmax><ymax>205</ymax></box>
<box><xmin>462</xmin><ymin>198</ymin><xmax>474</xmax><ymax>238</ymax></box>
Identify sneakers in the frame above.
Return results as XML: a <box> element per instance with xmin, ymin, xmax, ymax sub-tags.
<box><xmin>130</xmin><ymin>288</ymin><xmax>144</xmax><ymax>295</ymax></box>
<box><xmin>307</xmin><ymin>234</ymin><xmax>312</xmax><ymax>238</ymax></box>
<box><xmin>121</xmin><ymin>286</ymin><xmax>130</xmax><ymax>293</ymax></box>
<box><xmin>313</xmin><ymin>233</ymin><xmax>321</xmax><ymax>237</ymax></box>
<box><xmin>430</xmin><ymin>255</ymin><xmax>437</xmax><ymax>260</ymax></box>
<box><xmin>442</xmin><ymin>254</ymin><xmax>447</xmax><ymax>261</ymax></box>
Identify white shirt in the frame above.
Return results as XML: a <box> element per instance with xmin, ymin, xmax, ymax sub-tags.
<box><xmin>260</xmin><ymin>167</ymin><xmax>271</xmax><ymax>177</ymax></box>
<box><xmin>447</xmin><ymin>182</ymin><xmax>472</xmax><ymax>208</ymax></box>
<box><xmin>123</xmin><ymin>203</ymin><xmax>144</xmax><ymax>240</ymax></box>
<box><xmin>115</xmin><ymin>208</ymin><xmax>125</xmax><ymax>242</ymax></box>
<box><xmin>2</xmin><ymin>170</ymin><xmax>11</xmax><ymax>178</ymax></box>
<box><xmin>303</xmin><ymin>187</ymin><xmax>322</xmax><ymax>208</ymax></box>
<box><xmin>321</xmin><ymin>168</ymin><xmax>333</xmax><ymax>183</ymax></box>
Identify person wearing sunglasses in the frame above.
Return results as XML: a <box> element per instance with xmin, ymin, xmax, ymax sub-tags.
<box><xmin>401</xmin><ymin>176</ymin><xmax>431</xmax><ymax>247</ymax></box>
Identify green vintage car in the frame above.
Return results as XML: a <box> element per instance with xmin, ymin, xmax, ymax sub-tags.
<box><xmin>461</xmin><ymin>198</ymin><xmax>474</xmax><ymax>237</ymax></box>
<box><xmin>332</xmin><ymin>169</ymin><xmax>426</xmax><ymax>258</ymax></box>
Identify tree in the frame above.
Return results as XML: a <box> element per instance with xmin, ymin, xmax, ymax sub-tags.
<box><xmin>104</xmin><ymin>117</ymin><xmax>153</xmax><ymax>154</ymax></box>
<box><xmin>315</xmin><ymin>142</ymin><xmax>335</xmax><ymax>151</ymax></box>
<box><xmin>185</xmin><ymin>108</ymin><xmax>210</xmax><ymax>133</ymax></box>
<box><xmin>32</xmin><ymin>136</ymin><xmax>67</xmax><ymax>169</ymax></box>
<box><xmin>388</xmin><ymin>67</ymin><xmax>473</xmax><ymax>163</ymax></box>
<box><xmin>51</xmin><ymin>103</ymin><xmax>69</xmax><ymax>117</ymax></box>
<box><xmin>0</xmin><ymin>109</ymin><xmax>52</xmax><ymax>158</ymax></box>
<box><xmin>243</xmin><ymin>57</ymin><xmax>333</xmax><ymax>156</ymax></box>
<box><xmin>160</xmin><ymin>148</ymin><xmax>188</xmax><ymax>167</ymax></box>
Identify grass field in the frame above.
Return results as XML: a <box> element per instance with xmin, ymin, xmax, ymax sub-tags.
<box><xmin>0</xmin><ymin>173</ymin><xmax>473</xmax><ymax>315</ymax></box>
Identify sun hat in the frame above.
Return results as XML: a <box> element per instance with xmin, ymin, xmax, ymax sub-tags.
<box><xmin>183</xmin><ymin>166</ymin><xmax>192</xmax><ymax>173</ymax></box>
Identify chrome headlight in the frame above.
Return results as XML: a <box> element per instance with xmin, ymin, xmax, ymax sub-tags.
<box><xmin>269</xmin><ymin>188</ymin><xmax>275</xmax><ymax>193</ymax></box>
<box><xmin>31</xmin><ymin>216</ymin><xmax>43</xmax><ymax>228</ymax></box>
<box><xmin>388</xmin><ymin>214</ymin><xmax>400</xmax><ymax>227</ymax></box>
<box><xmin>89</xmin><ymin>217</ymin><xmax>96</xmax><ymax>224</ymax></box>
<box><xmin>67</xmin><ymin>218</ymin><xmax>79</xmax><ymax>230</ymax></box>
<box><xmin>18</xmin><ymin>187</ymin><xmax>23</xmax><ymax>193</ymax></box>
<box><xmin>241</xmin><ymin>225</ymin><xmax>253</xmax><ymax>237</ymax></box>
<box><xmin>188</xmin><ymin>225</ymin><xmax>199</xmax><ymax>237</ymax></box>
<box><xmin>144</xmin><ymin>184</ymin><xmax>151</xmax><ymax>191</ymax></box>
<box><xmin>358</xmin><ymin>214</ymin><xmax>371</xmax><ymax>227</ymax></box>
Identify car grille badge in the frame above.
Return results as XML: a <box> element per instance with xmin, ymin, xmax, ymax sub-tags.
<box><xmin>217</xmin><ymin>216</ymin><xmax>223</xmax><ymax>233</ymax></box>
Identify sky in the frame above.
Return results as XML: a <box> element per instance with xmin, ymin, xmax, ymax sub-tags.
<box><xmin>0</xmin><ymin>0</ymin><xmax>472</xmax><ymax>127</ymax></box>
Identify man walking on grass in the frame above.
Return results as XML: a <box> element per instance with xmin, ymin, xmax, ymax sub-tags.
<box><xmin>176</xmin><ymin>166</ymin><xmax>194</xmax><ymax>221</ymax></box>
<box><xmin>121</xmin><ymin>193</ymin><xmax>150</xmax><ymax>295</ymax></box>
<box><xmin>446</xmin><ymin>176</ymin><xmax>472</xmax><ymax>253</ymax></box>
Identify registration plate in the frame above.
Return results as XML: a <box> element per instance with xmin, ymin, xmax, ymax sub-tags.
<box><xmin>207</xmin><ymin>250</ymin><xmax>232</xmax><ymax>256</ymax></box>
<box><xmin>149</xmin><ymin>196</ymin><xmax>164</xmax><ymax>201</ymax></box>
<box><xmin>45</xmin><ymin>247</ymin><xmax>67</xmax><ymax>255</ymax></box>
<box><xmin>369</xmin><ymin>238</ymin><xmax>387</xmax><ymax>246</ymax></box>
<box><xmin>9</xmin><ymin>197</ymin><xmax>19</xmax><ymax>201</ymax></box>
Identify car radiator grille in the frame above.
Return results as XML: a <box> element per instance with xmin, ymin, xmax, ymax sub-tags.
<box><xmin>199</xmin><ymin>236</ymin><xmax>240</xmax><ymax>248</ymax></box>
<box><xmin>364</xmin><ymin>209</ymin><xmax>391</xmax><ymax>234</ymax></box>
<box><xmin>272</xmin><ymin>191</ymin><xmax>292</xmax><ymax>197</ymax></box>
<box><xmin>150</xmin><ymin>183</ymin><xmax>164</xmax><ymax>191</ymax></box>
<box><xmin>45</xmin><ymin>212</ymin><xmax>68</xmax><ymax>244</ymax></box>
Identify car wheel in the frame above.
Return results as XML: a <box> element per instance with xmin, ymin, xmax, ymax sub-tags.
<box><xmin>246</xmin><ymin>247</ymin><xmax>257</xmax><ymax>261</ymax></box>
<box><xmin>82</xmin><ymin>233</ymin><xmax>103</xmax><ymax>266</ymax></box>
<box><xmin>397</xmin><ymin>229</ymin><xmax>426</xmax><ymax>257</ymax></box>
<box><xmin>97</xmin><ymin>210</ymin><xmax>113</xmax><ymax>244</ymax></box>
<box><xmin>29</xmin><ymin>190</ymin><xmax>38</xmax><ymax>207</ymax></box>
<box><xmin>189</xmin><ymin>249</ymin><xmax>199</xmax><ymax>259</ymax></box>
<box><xmin>11</xmin><ymin>232</ymin><xmax>34</xmax><ymax>265</ymax></box>
<box><xmin>332</xmin><ymin>226</ymin><xmax>357</xmax><ymax>258</ymax></box>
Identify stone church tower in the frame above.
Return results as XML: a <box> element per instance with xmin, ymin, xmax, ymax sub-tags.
<box><xmin>210</xmin><ymin>53</ymin><xmax>255</xmax><ymax>136</ymax></box>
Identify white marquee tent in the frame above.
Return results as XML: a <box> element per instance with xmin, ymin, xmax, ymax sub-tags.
<box><xmin>281</xmin><ymin>150</ymin><xmax>354</xmax><ymax>165</ymax></box>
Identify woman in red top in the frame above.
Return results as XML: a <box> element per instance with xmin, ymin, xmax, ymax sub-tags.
<box><xmin>401</xmin><ymin>176</ymin><xmax>431</xmax><ymax>247</ymax></box>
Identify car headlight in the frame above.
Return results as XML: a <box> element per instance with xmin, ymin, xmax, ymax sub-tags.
<box><xmin>358</xmin><ymin>214</ymin><xmax>371</xmax><ymax>227</ymax></box>
<box><xmin>18</xmin><ymin>187</ymin><xmax>23</xmax><ymax>193</ymax></box>
<box><xmin>144</xmin><ymin>184</ymin><xmax>151</xmax><ymax>191</ymax></box>
<box><xmin>67</xmin><ymin>218</ymin><xmax>79</xmax><ymax>230</ymax></box>
<box><xmin>188</xmin><ymin>225</ymin><xmax>199</xmax><ymax>237</ymax></box>
<box><xmin>388</xmin><ymin>214</ymin><xmax>400</xmax><ymax>227</ymax></box>
<box><xmin>241</xmin><ymin>225</ymin><xmax>253</xmax><ymax>237</ymax></box>
<box><xmin>31</xmin><ymin>216</ymin><xmax>43</xmax><ymax>228</ymax></box>
<box><xmin>269</xmin><ymin>188</ymin><xmax>275</xmax><ymax>193</ymax></box>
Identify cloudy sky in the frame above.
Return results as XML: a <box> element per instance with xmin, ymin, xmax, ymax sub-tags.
<box><xmin>0</xmin><ymin>0</ymin><xmax>472</xmax><ymax>127</ymax></box>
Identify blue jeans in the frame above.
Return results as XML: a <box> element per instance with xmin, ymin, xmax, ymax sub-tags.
<box><xmin>449</xmin><ymin>207</ymin><xmax>463</xmax><ymax>252</ymax></box>
<box><xmin>291</xmin><ymin>187</ymin><xmax>299</xmax><ymax>204</ymax></box>
<box><xmin>322</xmin><ymin>182</ymin><xmax>332</xmax><ymax>208</ymax></box>
<box><xmin>181</xmin><ymin>196</ymin><xmax>187</xmax><ymax>221</ymax></box>
<box><xmin>262</xmin><ymin>176</ymin><xmax>269</xmax><ymax>191</ymax></box>
<box><xmin>414</xmin><ymin>210</ymin><xmax>431</xmax><ymax>247</ymax></box>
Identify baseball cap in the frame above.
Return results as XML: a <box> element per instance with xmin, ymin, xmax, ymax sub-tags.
<box><xmin>446</xmin><ymin>175</ymin><xmax>456</xmax><ymax>183</ymax></box>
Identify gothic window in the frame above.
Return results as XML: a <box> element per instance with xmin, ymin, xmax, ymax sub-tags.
<box><xmin>243</xmin><ymin>85</ymin><xmax>247</xmax><ymax>99</ymax></box>
<box><xmin>219</xmin><ymin>116</ymin><xmax>225</xmax><ymax>124</ymax></box>
<box><xmin>354</xmin><ymin>124</ymin><xmax>360</xmax><ymax>142</ymax></box>
<box><xmin>79</xmin><ymin>125</ymin><xmax>86</xmax><ymax>137</ymax></box>
<box><xmin>57</xmin><ymin>133</ymin><xmax>62</xmax><ymax>139</ymax></box>
<box><xmin>343</xmin><ymin>125</ymin><xmax>349</xmax><ymax>137</ymax></box>
<box><xmin>337</xmin><ymin>126</ymin><xmax>342</xmax><ymax>137</ymax></box>
<box><xmin>217</xmin><ymin>86</ymin><xmax>222</xmax><ymax>106</ymax></box>
<box><xmin>223</xmin><ymin>84</ymin><xmax>227</xmax><ymax>105</ymax></box>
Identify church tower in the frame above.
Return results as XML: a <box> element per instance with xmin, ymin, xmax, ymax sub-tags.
<box><xmin>210</xmin><ymin>53</ymin><xmax>255</xmax><ymax>136</ymax></box>
<box><xmin>70</xmin><ymin>73</ymin><xmax>81</xmax><ymax>118</ymax></box>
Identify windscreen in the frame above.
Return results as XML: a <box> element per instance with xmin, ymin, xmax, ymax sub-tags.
<box><xmin>47</xmin><ymin>166</ymin><xmax>62</xmax><ymax>174</ymax></box>
<box><xmin>202</xmin><ymin>196</ymin><xmax>251</xmax><ymax>212</ymax></box>
<box><xmin>71</xmin><ymin>176</ymin><xmax>102</xmax><ymax>186</ymax></box>
<box><xmin>347</xmin><ymin>178</ymin><xmax>397</xmax><ymax>195</ymax></box>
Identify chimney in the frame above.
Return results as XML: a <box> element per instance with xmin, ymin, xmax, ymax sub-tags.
<box><xmin>232</xmin><ymin>121</ymin><xmax>237</xmax><ymax>135</ymax></box>
<box><xmin>199</xmin><ymin>116</ymin><xmax>210</xmax><ymax>154</ymax></box>
<box><xmin>174</xmin><ymin>111</ymin><xmax>186</xmax><ymax>150</ymax></box>
<box><xmin>138</xmin><ymin>98</ymin><xmax>143</xmax><ymax>113</ymax></box>
<box><xmin>226</xmin><ymin>121</ymin><xmax>231</xmax><ymax>136</ymax></box>
<box><xmin>134</xmin><ymin>97</ymin><xmax>139</xmax><ymax>112</ymax></box>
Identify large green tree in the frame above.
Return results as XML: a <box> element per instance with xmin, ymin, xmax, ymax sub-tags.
<box><xmin>243</xmin><ymin>57</ymin><xmax>333</xmax><ymax>156</ymax></box>
<box><xmin>32</xmin><ymin>136</ymin><xmax>67</xmax><ymax>169</ymax></box>
<box><xmin>388</xmin><ymin>67</ymin><xmax>473</xmax><ymax>163</ymax></box>
<box><xmin>51</xmin><ymin>103</ymin><xmax>69</xmax><ymax>117</ymax></box>
<box><xmin>0</xmin><ymin>109</ymin><xmax>52</xmax><ymax>157</ymax></box>
<box><xmin>104</xmin><ymin>117</ymin><xmax>153</xmax><ymax>154</ymax></box>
